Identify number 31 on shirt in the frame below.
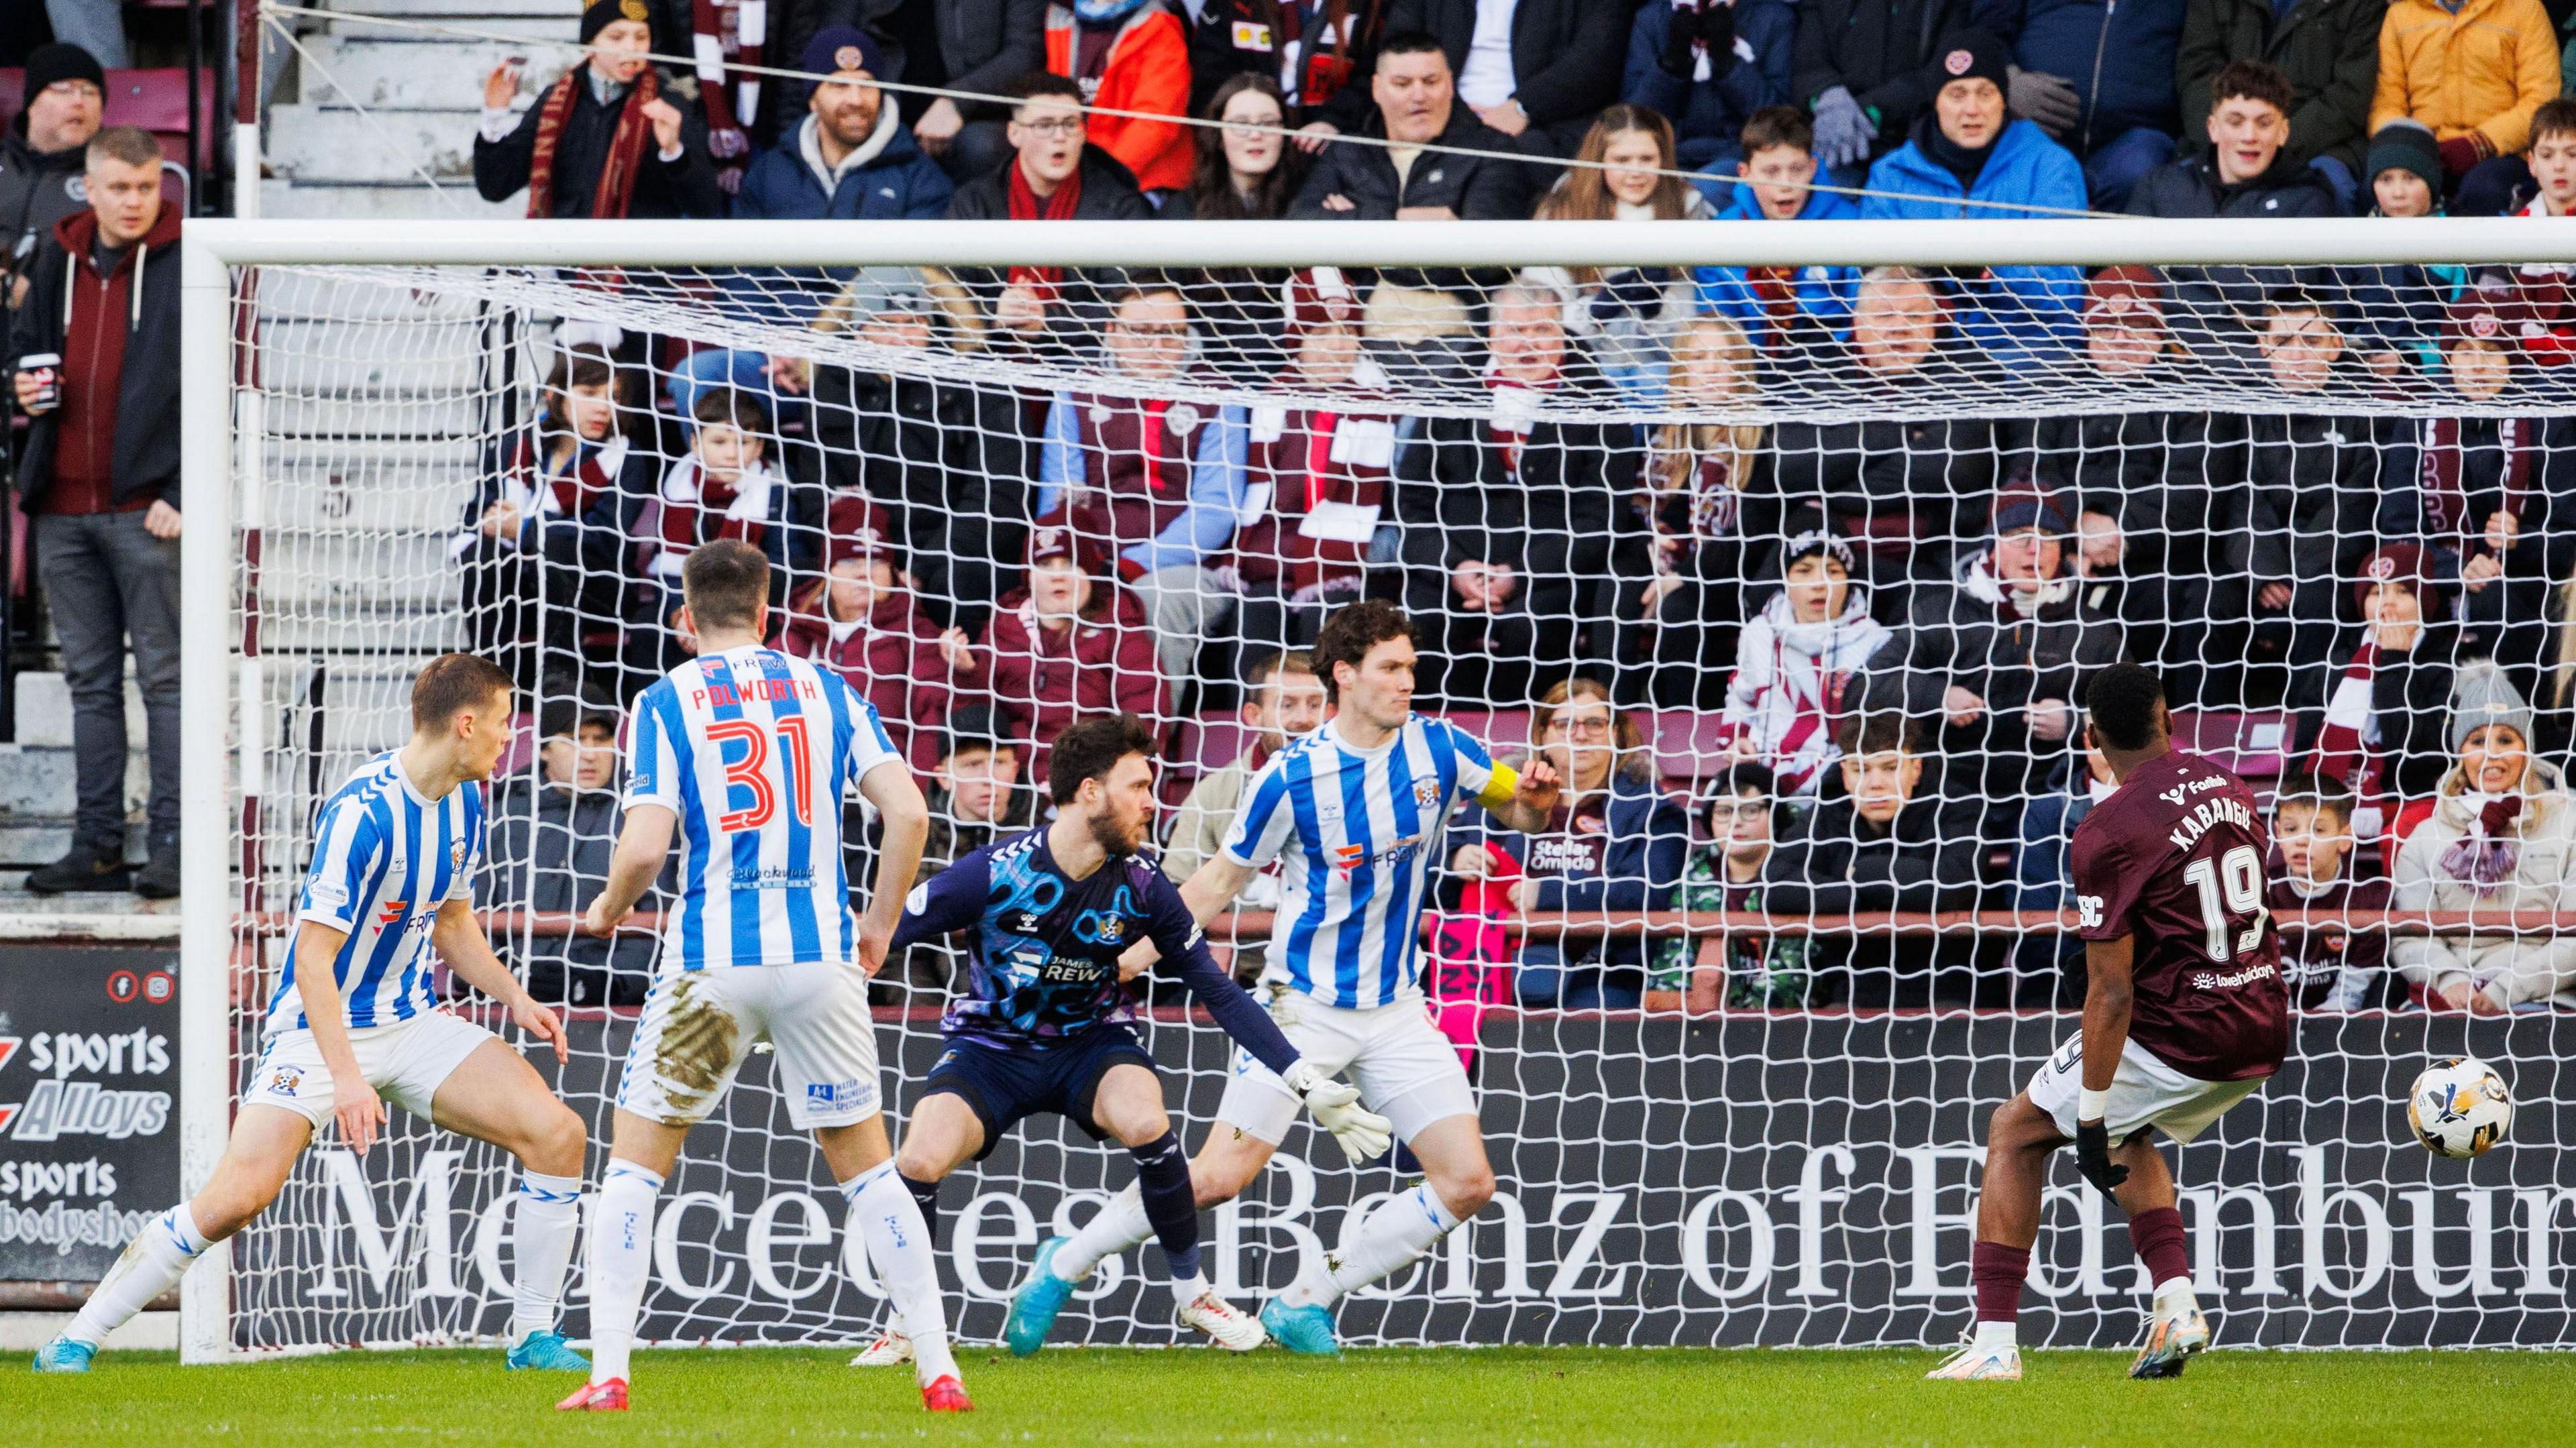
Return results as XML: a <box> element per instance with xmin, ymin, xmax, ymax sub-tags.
<box><xmin>704</xmin><ymin>715</ymin><xmax>813</xmax><ymax>832</ymax></box>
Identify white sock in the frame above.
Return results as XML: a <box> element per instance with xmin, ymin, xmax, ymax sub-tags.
<box><xmin>67</xmin><ymin>1203</ymin><xmax>210</xmax><ymax>1347</ymax></box>
<box><xmin>2152</xmin><ymin>1275</ymin><xmax>2198</xmax><ymax>1317</ymax></box>
<box><xmin>584</xmin><ymin>1162</ymin><xmax>661</xmax><ymax>1385</ymax></box>
<box><xmin>1279</xmin><ymin>1184</ymin><xmax>1462</xmax><ymax>1311</ymax></box>
<box><xmin>511</xmin><ymin>1170</ymin><xmax>584</xmax><ymax>1342</ymax></box>
<box><xmin>1170</xmin><ymin>1268</ymin><xmax>1209</xmax><ymax>1308</ymax></box>
<box><xmin>1057</xmin><ymin>1185</ymin><xmax>1152</xmax><ymax>1282</ymax></box>
<box><xmin>1974</xmin><ymin>1320</ymin><xmax>2018</xmax><ymax>1351</ymax></box>
<box><xmin>846</xmin><ymin>1162</ymin><xmax>957</xmax><ymax>1386</ymax></box>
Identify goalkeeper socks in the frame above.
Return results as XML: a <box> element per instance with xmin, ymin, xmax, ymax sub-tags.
<box><xmin>1057</xmin><ymin>1184</ymin><xmax>1150</xmax><ymax>1282</ymax></box>
<box><xmin>900</xmin><ymin>1172</ymin><xmax>944</xmax><ymax>1247</ymax></box>
<box><xmin>66</xmin><ymin>1203</ymin><xmax>210</xmax><ymax>1347</ymax></box>
<box><xmin>1130</xmin><ymin>1129</ymin><xmax>1203</xmax><ymax>1284</ymax></box>
<box><xmin>847</xmin><ymin>1162</ymin><xmax>957</xmax><ymax>1384</ymax></box>
<box><xmin>2127</xmin><ymin>1206</ymin><xmax>2190</xmax><ymax>1294</ymax></box>
<box><xmin>1279</xmin><ymin>1184</ymin><xmax>1460</xmax><ymax>1310</ymax></box>
<box><xmin>1969</xmin><ymin>1239</ymin><xmax>2029</xmax><ymax>1343</ymax></box>
<box><xmin>586</xmin><ymin>1160</ymin><xmax>663</xmax><ymax>1384</ymax></box>
<box><xmin>510</xmin><ymin>1170</ymin><xmax>584</xmax><ymax>1341</ymax></box>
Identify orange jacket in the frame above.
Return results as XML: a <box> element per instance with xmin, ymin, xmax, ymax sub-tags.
<box><xmin>1046</xmin><ymin>3</ymin><xmax>1194</xmax><ymax>193</ymax></box>
<box><xmin>2369</xmin><ymin>0</ymin><xmax>2560</xmax><ymax>156</ymax></box>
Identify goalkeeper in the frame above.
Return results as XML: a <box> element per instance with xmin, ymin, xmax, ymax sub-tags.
<box><xmin>858</xmin><ymin>714</ymin><xmax>1391</xmax><ymax>1361</ymax></box>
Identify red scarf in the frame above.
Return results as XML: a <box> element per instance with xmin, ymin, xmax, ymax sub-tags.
<box><xmin>2308</xmin><ymin>636</ymin><xmax>2383</xmax><ymax>802</ymax></box>
<box><xmin>1006</xmin><ymin>163</ymin><xmax>1085</xmax><ymax>300</ymax></box>
<box><xmin>1303</xmin><ymin>410</ymin><xmax>1340</xmax><ymax>508</ymax></box>
<box><xmin>649</xmin><ymin>461</ymin><xmax>771</xmax><ymax>570</ymax></box>
<box><xmin>2418</xmin><ymin>416</ymin><xmax>2534</xmax><ymax>540</ymax></box>
<box><xmin>526</xmin><ymin>64</ymin><xmax>661</xmax><ymax>220</ymax></box>
<box><xmin>688</xmin><ymin>0</ymin><xmax>758</xmax><ymax>192</ymax></box>
<box><xmin>1486</xmin><ymin>376</ymin><xmax>1554</xmax><ymax>479</ymax></box>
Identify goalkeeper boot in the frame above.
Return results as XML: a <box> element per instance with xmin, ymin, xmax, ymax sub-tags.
<box><xmin>1258</xmin><ymin>1298</ymin><xmax>1341</xmax><ymax>1357</ymax></box>
<box><xmin>1177</xmin><ymin>1289</ymin><xmax>1267</xmax><ymax>1352</ymax></box>
<box><xmin>1005</xmin><ymin>1236</ymin><xmax>1079</xmax><ymax>1357</ymax></box>
<box><xmin>849</xmin><ymin>1330</ymin><xmax>912</xmax><ymax>1367</ymax></box>
<box><xmin>1924</xmin><ymin>1343</ymin><xmax>2021</xmax><ymax>1381</ymax></box>
<box><xmin>555</xmin><ymin>1378</ymin><xmax>628</xmax><ymax>1411</ymax></box>
<box><xmin>31</xmin><ymin>1337</ymin><xmax>95</xmax><ymax>1374</ymax></box>
<box><xmin>2129</xmin><ymin>1304</ymin><xmax>2210</xmax><ymax>1380</ymax></box>
<box><xmin>506</xmin><ymin>1329</ymin><xmax>590</xmax><ymax>1372</ymax></box>
<box><xmin>921</xmin><ymin>1374</ymin><xmax>975</xmax><ymax>1412</ymax></box>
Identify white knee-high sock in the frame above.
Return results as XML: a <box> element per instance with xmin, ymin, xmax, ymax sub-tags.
<box><xmin>66</xmin><ymin>1204</ymin><xmax>210</xmax><ymax>1347</ymax></box>
<box><xmin>845</xmin><ymin>1162</ymin><xmax>957</xmax><ymax>1384</ymax></box>
<box><xmin>584</xmin><ymin>1162</ymin><xmax>661</xmax><ymax>1385</ymax></box>
<box><xmin>511</xmin><ymin>1170</ymin><xmax>584</xmax><ymax>1341</ymax></box>
<box><xmin>1279</xmin><ymin>1184</ymin><xmax>1461</xmax><ymax>1310</ymax></box>
<box><xmin>1055</xmin><ymin>1184</ymin><xmax>1152</xmax><ymax>1281</ymax></box>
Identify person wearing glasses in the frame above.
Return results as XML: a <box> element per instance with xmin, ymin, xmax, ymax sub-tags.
<box><xmin>943</xmin><ymin>70</ymin><xmax>1151</xmax><ymax>352</ymax></box>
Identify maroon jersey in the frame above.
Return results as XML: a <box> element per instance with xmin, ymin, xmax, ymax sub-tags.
<box><xmin>2070</xmin><ymin>750</ymin><xmax>2289</xmax><ymax>1081</ymax></box>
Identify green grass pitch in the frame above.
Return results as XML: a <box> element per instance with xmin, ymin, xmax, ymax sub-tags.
<box><xmin>7</xmin><ymin>1346</ymin><xmax>2571</xmax><ymax>1446</ymax></box>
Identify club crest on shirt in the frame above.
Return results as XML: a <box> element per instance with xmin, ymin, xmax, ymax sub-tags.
<box><xmin>451</xmin><ymin>839</ymin><xmax>467</xmax><ymax>870</ymax></box>
<box><xmin>264</xmin><ymin>1063</ymin><xmax>304</xmax><ymax>1096</ymax></box>
<box><xmin>1413</xmin><ymin>779</ymin><xmax>1440</xmax><ymax>808</ymax></box>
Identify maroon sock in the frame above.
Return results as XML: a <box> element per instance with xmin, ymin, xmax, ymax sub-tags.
<box><xmin>2127</xmin><ymin>1205</ymin><xmax>2190</xmax><ymax>1286</ymax></box>
<box><xmin>1970</xmin><ymin>1239</ymin><xmax>2029</xmax><ymax>1324</ymax></box>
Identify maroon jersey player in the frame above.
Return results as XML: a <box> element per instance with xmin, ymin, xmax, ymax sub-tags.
<box><xmin>1929</xmin><ymin>662</ymin><xmax>2289</xmax><ymax>1384</ymax></box>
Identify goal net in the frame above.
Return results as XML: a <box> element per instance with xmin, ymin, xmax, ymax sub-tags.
<box><xmin>180</xmin><ymin>219</ymin><xmax>2576</xmax><ymax>1361</ymax></box>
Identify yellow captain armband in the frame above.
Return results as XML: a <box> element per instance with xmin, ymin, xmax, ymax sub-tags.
<box><xmin>1476</xmin><ymin>762</ymin><xmax>1521</xmax><ymax>812</ymax></box>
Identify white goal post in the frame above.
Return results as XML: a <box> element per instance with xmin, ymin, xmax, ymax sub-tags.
<box><xmin>178</xmin><ymin>217</ymin><xmax>2576</xmax><ymax>1363</ymax></box>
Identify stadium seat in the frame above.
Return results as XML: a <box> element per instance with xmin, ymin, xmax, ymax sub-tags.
<box><xmin>1647</xmin><ymin>710</ymin><xmax>1737</xmax><ymax>783</ymax></box>
<box><xmin>0</xmin><ymin>66</ymin><xmax>211</xmax><ymax>186</ymax></box>
<box><xmin>2167</xmin><ymin>708</ymin><xmax>2289</xmax><ymax>780</ymax></box>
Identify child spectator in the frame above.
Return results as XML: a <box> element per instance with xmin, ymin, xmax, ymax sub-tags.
<box><xmin>2504</xmin><ymin>99</ymin><xmax>2576</xmax><ymax>366</ymax></box>
<box><xmin>2390</xmin><ymin>664</ymin><xmax>2576</xmax><ymax>1011</ymax></box>
<box><xmin>1712</xmin><ymin>532</ymin><xmax>1888</xmax><ymax>795</ymax></box>
<box><xmin>1048</xmin><ymin>0</ymin><xmax>1195</xmax><ymax>199</ymax></box>
<box><xmin>1621</xmin><ymin>0</ymin><xmax>1796</xmax><ymax>176</ymax></box>
<box><xmin>780</xmin><ymin>494</ymin><xmax>956</xmax><ymax>771</ymax></box>
<box><xmin>2008</xmin><ymin>738</ymin><xmax>2117</xmax><ymax>999</ymax></box>
<box><xmin>2347</xmin><ymin>120</ymin><xmax>2467</xmax><ymax>376</ymax></box>
<box><xmin>2176</xmin><ymin>0</ymin><xmax>2387</xmax><ymax>209</ymax></box>
<box><xmin>626</xmin><ymin>388</ymin><xmax>817</xmax><ymax>679</ymax></box>
<box><xmin>1163</xmin><ymin>649</ymin><xmax>1327</xmax><ymax>979</ymax></box>
<box><xmin>485</xmin><ymin>689</ymin><xmax>663</xmax><ymax>1007</ymax></box>
<box><xmin>1648</xmin><ymin>763</ymin><xmax>1811</xmax><ymax>1011</ymax></box>
<box><xmin>973</xmin><ymin>523</ymin><xmax>1166</xmax><ymax>779</ymax></box>
<box><xmin>1627</xmin><ymin>315</ymin><xmax>1778</xmax><ymax>706</ymax></box>
<box><xmin>1532</xmin><ymin>105</ymin><xmax>1716</xmax><ymax>399</ymax></box>
<box><xmin>2367</xmin><ymin>0</ymin><xmax>2560</xmax><ymax>215</ymax></box>
<box><xmin>473</xmin><ymin>0</ymin><xmax>724</xmax><ymax>219</ymax></box>
<box><xmin>1185</xmin><ymin>0</ymin><xmax>1387</xmax><ymax>133</ymax></box>
<box><xmin>943</xmin><ymin>72</ymin><xmax>1153</xmax><ymax>351</ymax></box>
<box><xmin>1986</xmin><ymin>0</ymin><xmax>2192</xmax><ymax>210</ymax></box>
<box><xmin>2269</xmin><ymin>770</ymin><xmax>2400</xmax><ymax>1013</ymax></box>
<box><xmin>2289</xmin><ymin>543</ymin><xmax>2459</xmax><ymax>844</ymax></box>
<box><xmin>1691</xmin><ymin>106</ymin><xmax>1860</xmax><ymax>349</ymax></box>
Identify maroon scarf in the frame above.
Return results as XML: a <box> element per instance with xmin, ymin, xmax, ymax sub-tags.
<box><xmin>687</xmin><ymin>0</ymin><xmax>757</xmax><ymax>192</ymax></box>
<box><xmin>2418</xmin><ymin>416</ymin><xmax>2534</xmax><ymax>539</ymax></box>
<box><xmin>526</xmin><ymin>64</ymin><xmax>660</xmax><ymax>220</ymax></box>
<box><xmin>2307</xmin><ymin>637</ymin><xmax>2382</xmax><ymax>806</ymax></box>
<box><xmin>1006</xmin><ymin>163</ymin><xmax>1085</xmax><ymax>301</ymax></box>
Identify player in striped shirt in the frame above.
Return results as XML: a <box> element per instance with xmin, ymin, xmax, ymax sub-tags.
<box><xmin>35</xmin><ymin>656</ymin><xmax>590</xmax><ymax>1376</ymax></box>
<box><xmin>559</xmin><ymin>541</ymin><xmax>962</xmax><ymax>1415</ymax></box>
<box><xmin>1021</xmin><ymin>600</ymin><xmax>1561</xmax><ymax>1355</ymax></box>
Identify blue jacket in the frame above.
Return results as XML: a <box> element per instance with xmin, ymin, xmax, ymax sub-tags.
<box><xmin>724</xmin><ymin>112</ymin><xmax>954</xmax><ymax>321</ymax></box>
<box><xmin>1862</xmin><ymin>119</ymin><xmax>2087</xmax><ymax>359</ymax></box>
<box><xmin>1621</xmin><ymin>0</ymin><xmax>1796</xmax><ymax>156</ymax></box>
<box><xmin>1987</xmin><ymin>0</ymin><xmax>2186</xmax><ymax>142</ymax></box>
<box><xmin>1462</xmin><ymin>769</ymin><xmax>1690</xmax><ymax>969</ymax></box>
<box><xmin>1694</xmin><ymin>159</ymin><xmax>1862</xmax><ymax>343</ymax></box>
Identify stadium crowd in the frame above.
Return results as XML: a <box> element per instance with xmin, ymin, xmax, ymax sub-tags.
<box><xmin>17</xmin><ymin>0</ymin><xmax>2576</xmax><ymax>1020</ymax></box>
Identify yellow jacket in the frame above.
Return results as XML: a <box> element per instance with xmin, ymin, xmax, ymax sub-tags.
<box><xmin>2369</xmin><ymin>0</ymin><xmax>2563</xmax><ymax>156</ymax></box>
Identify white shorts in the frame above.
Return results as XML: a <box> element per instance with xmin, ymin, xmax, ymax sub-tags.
<box><xmin>2027</xmin><ymin>1034</ymin><xmax>2267</xmax><ymax>1145</ymax></box>
<box><xmin>246</xmin><ymin>1010</ymin><xmax>495</xmax><ymax>1129</ymax></box>
<box><xmin>619</xmin><ymin>961</ymin><xmax>883</xmax><ymax>1129</ymax></box>
<box><xmin>1216</xmin><ymin>984</ymin><xmax>1477</xmax><ymax>1147</ymax></box>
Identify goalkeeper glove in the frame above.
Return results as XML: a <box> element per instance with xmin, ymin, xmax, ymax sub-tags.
<box><xmin>2074</xmin><ymin>1118</ymin><xmax>2129</xmax><ymax>1198</ymax></box>
<box><xmin>1284</xmin><ymin>1060</ymin><xmax>1395</xmax><ymax>1165</ymax></box>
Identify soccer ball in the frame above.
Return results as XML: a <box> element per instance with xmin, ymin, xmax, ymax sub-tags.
<box><xmin>2406</xmin><ymin>1058</ymin><xmax>2514</xmax><ymax>1158</ymax></box>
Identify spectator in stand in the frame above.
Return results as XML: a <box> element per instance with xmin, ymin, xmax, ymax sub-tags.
<box><xmin>2288</xmin><ymin>544</ymin><xmax>2457</xmax><ymax>845</ymax></box>
<box><xmin>780</xmin><ymin>493</ymin><xmax>956</xmax><ymax>771</ymax></box>
<box><xmin>1160</xmin><ymin>75</ymin><xmax>1312</xmax><ymax>378</ymax></box>
<box><xmin>1984</xmin><ymin>0</ymin><xmax>2190</xmax><ymax>210</ymax></box>
<box><xmin>904</xmin><ymin>0</ymin><xmax>1051</xmax><ymax>184</ymax></box>
<box><xmin>3</xmin><ymin>45</ymin><xmax>104</xmax><ymax>315</ymax></box>
<box><xmin>1394</xmin><ymin>278</ymin><xmax>1645</xmax><ymax>706</ymax></box>
<box><xmin>2268</xmin><ymin>771</ymin><xmax>2400</xmax><ymax>1012</ymax></box>
<box><xmin>2502</xmin><ymin>101</ymin><xmax>2576</xmax><ymax>366</ymax></box>
<box><xmin>1713</xmin><ymin>531</ymin><xmax>1890</xmax><ymax>795</ymax></box>
<box><xmin>1049</xmin><ymin>0</ymin><xmax>1195</xmax><ymax>201</ymax></box>
<box><xmin>972</xmin><ymin>522</ymin><xmax>1165</xmax><ymax>778</ymax></box>
<box><xmin>1531</xmin><ymin>106</ymin><xmax>1715</xmax><ymax>399</ymax></box>
<box><xmin>2390</xmin><ymin>663</ymin><xmax>2576</xmax><ymax>1011</ymax></box>
<box><xmin>1383</xmin><ymin>0</ymin><xmax>1628</xmax><ymax>156</ymax></box>
<box><xmin>1289</xmin><ymin>31</ymin><xmax>1542</xmax><ymax>219</ymax></box>
<box><xmin>2367</xmin><ymin>0</ymin><xmax>2560</xmax><ymax>216</ymax></box>
<box><xmin>944</xmin><ymin>71</ymin><xmax>1152</xmax><ymax>352</ymax></box>
<box><xmin>7</xmin><ymin>125</ymin><xmax>184</xmax><ymax>898</ymax></box>
<box><xmin>2178</xmin><ymin>0</ymin><xmax>2387</xmax><ymax>213</ymax></box>
<box><xmin>1622</xmin><ymin>0</ymin><xmax>1797</xmax><ymax>176</ymax></box>
<box><xmin>1232</xmin><ymin>268</ymin><xmax>1397</xmax><ymax>654</ymax></box>
<box><xmin>2008</xmin><ymin>736</ymin><xmax>2116</xmax><ymax>998</ymax></box>
<box><xmin>2349</xmin><ymin>120</ymin><xmax>2468</xmax><ymax>375</ymax></box>
<box><xmin>1627</xmin><ymin>315</ymin><xmax>1779</xmax><ymax>706</ymax></box>
<box><xmin>1163</xmin><ymin>649</ymin><xmax>1326</xmax><ymax>978</ymax></box>
<box><xmin>1861</xmin><ymin>490</ymin><xmax>2124</xmax><ymax>842</ymax></box>
<box><xmin>1691</xmin><ymin>107</ymin><xmax>1860</xmax><ymax>347</ymax></box>
<box><xmin>453</xmin><ymin>347</ymin><xmax>653</xmax><ymax>693</ymax></box>
<box><xmin>625</xmin><ymin>388</ymin><xmax>819</xmax><ymax>679</ymax></box>
<box><xmin>1648</xmin><ymin>763</ymin><xmax>1810</xmax><ymax>1011</ymax></box>
<box><xmin>1760</xmin><ymin>711</ymin><xmax>1984</xmax><ymax>1006</ymax></box>
<box><xmin>1037</xmin><ymin>281</ymin><xmax>1250</xmax><ymax>689</ymax></box>
<box><xmin>1188</xmin><ymin>0</ymin><xmax>1389</xmax><ymax>137</ymax></box>
<box><xmin>1791</xmin><ymin>0</ymin><xmax>1992</xmax><ymax>183</ymax></box>
<box><xmin>486</xmin><ymin>689</ymin><xmax>663</xmax><ymax>1008</ymax></box>
<box><xmin>1456</xmin><ymin>679</ymin><xmax>1689</xmax><ymax>1008</ymax></box>
<box><xmin>887</xmin><ymin>705</ymin><xmax>1040</xmax><ymax>991</ymax></box>
<box><xmin>1860</xmin><ymin>32</ymin><xmax>2087</xmax><ymax>366</ymax></box>
<box><xmin>473</xmin><ymin>0</ymin><xmax>726</xmax><ymax>220</ymax></box>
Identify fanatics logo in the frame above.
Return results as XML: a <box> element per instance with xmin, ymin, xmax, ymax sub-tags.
<box><xmin>378</xmin><ymin>900</ymin><xmax>410</xmax><ymax>928</ymax></box>
<box><xmin>1944</xmin><ymin>48</ymin><xmax>1972</xmax><ymax>75</ymax></box>
<box><xmin>835</xmin><ymin>45</ymin><xmax>865</xmax><ymax>70</ymax></box>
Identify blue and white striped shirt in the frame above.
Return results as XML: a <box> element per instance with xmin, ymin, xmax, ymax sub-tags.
<box><xmin>1220</xmin><ymin>715</ymin><xmax>1519</xmax><ymax>1009</ymax></box>
<box><xmin>267</xmin><ymin>753</ymin><xmax>484</xmax><ymax>1036</ymax></box>
<box><xmin>624</xmin><ymin>645</ymin><xmax>905</xmax><ymax>972</ymax></box>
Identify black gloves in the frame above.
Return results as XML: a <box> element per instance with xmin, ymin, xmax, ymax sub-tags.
<box><xmin>1658</xmin><ymin>2</ymin><xmax>1738</xmax><ymax>82</ymax></box>
<box><xmin>2075</xmin><ymin>1119</ymin><xmax>2130</xmax><ymax>1198</ymax></box>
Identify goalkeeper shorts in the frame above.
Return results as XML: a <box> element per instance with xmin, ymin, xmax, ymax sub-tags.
<box><xmin>2027</xmin><ymin>1034</ymin><xmax>2266</xmax><ymax>1146</ymax></box>
<box><xmin>246</xmin><ymin>1009</ymin><xmax>494</xmax><ymax>1129</ymax></box>
<box><xmin>1217</xmin><ymin>985</ymin><xmax>1475</xmax><ymax>1148</ymax></box>
<box><xmin>617</xmin><ymin>960</ymin><xmax>884</xmax><ymax>1129</ymax></box>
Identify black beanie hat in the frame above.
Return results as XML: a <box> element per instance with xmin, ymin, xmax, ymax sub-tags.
<box><xmin>580</xmin><ymin>0</ymin><xmax>655</xmax><ymax>46</ymax></box>
<box><xmin>1928</xmin><ymin>29</ymin><xmax>2010</xmax><ymax>95</ymax></box>
<box><xmin>23</xmin><ymin>44</ymin><xmax>107</xmax><ymax>109</ymax></box>
<box><xmin>2366</xmin><ymin>119</ymin><xmax>2443</xmax><ymax>199</ymax></box>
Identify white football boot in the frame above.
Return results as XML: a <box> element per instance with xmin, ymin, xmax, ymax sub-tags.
<box><xmin>1176</xmin><ymin>1289</ymin><xmax>1267</xmax><ymax>1352</ymax></box>
<box><xmin>849</xmin><ymin>1329</ymin><xmax>914</xmax><ymax>1367</ymax></box>
<box><xmin>2129</xmin><ymin>1304</ymin><xmax>2211</xmax><ymax>1379</ymax></box>
<box><xmin>1925</xmin><ymin>1342</ymin><xmax>2023</xmax><ymax>1381</ymax></box>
